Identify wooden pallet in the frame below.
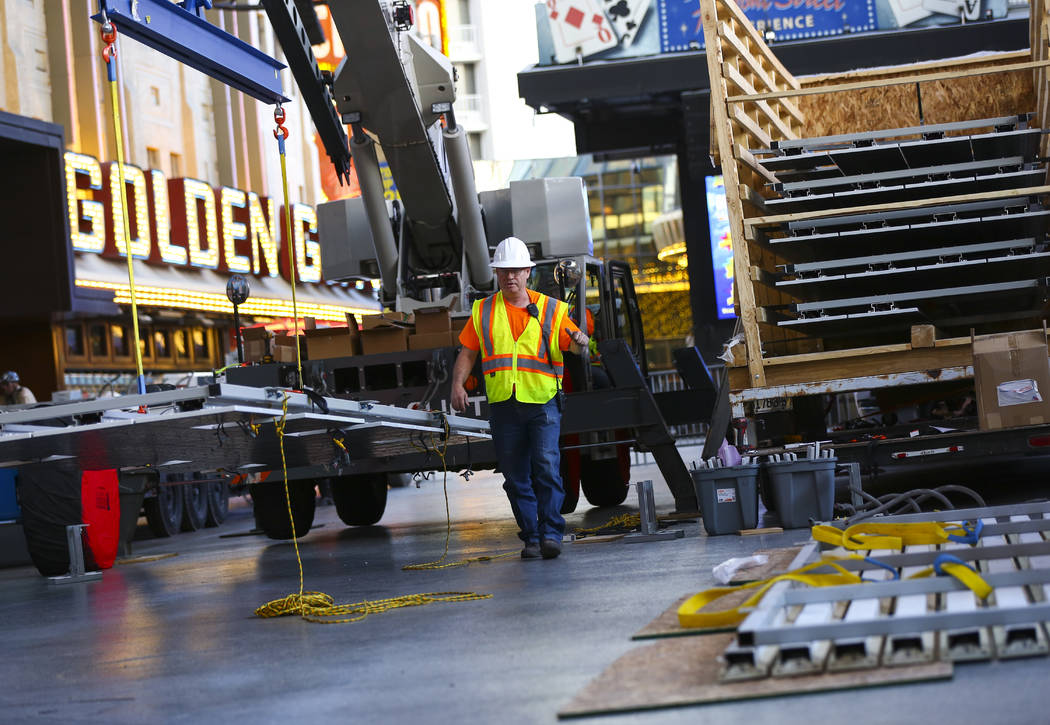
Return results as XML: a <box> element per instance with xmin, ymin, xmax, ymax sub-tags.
<box><xmin>703</xmin><ymin>0</ymin><xmax>1050</xmax><ymax>393</ymax></box>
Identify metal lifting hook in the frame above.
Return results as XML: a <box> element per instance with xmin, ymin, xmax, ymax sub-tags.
<box><xmin>100</xmin><ymin>21</ymin><xmax>117</xmax><ymax>64</ymax></box>
<box><xmin>273</xmin><ymin>104</ymin><xmax>290</xmax><ymax>141</ymax></box>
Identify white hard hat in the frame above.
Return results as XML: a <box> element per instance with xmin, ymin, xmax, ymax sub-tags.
<box><xmin>491</xmin><ymin>236</ymin><xmax>535</xmax><ymax>269</ymax></box>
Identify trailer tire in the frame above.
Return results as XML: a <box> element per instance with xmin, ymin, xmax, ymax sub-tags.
<box><xmin>580</xmin><ymin>454</ymin><xmax>629</xmax><ymax>508</ymax></box>
<box><xmin>250</xmin><ymin>481</ymin><xmax>316</xmax><ymax>540</ymax></box>
<box><xmin>181</xmin><ymin>481</ymin><xmax>208</xmax><ymax>531</ymax></box>
<box><xmin>144</xmin><ymin>482</ymin><xmax>184</xmax><ymax>538</ymax></box>
<box><xmin>330</xmin><ymin>474</ymin><xmax>388</xmax><ymax>526</ymax></box>
<box><xmin>205</xmin><ymin>480</ymin><xmax>230</xmax><ymax>526</ymax></box>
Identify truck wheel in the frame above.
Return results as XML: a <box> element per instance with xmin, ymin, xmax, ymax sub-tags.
<box><xmin>144</xmin><ymin>482</ymin><xmax>184</xmax><ymax>538</ymax></box>
<box><xmin>181</xmin><ymin>482</ymin><xmax>208</xmax><ymax>531</ymax></box>
<box><xmin>331</xmin><ymin>474</ymin><xmax>388</xmax><ymax>526</ymax></box>
<box><xmin>205</xmin><ymin>480</ymin><xmax>230</xmax><ymax>526</ymax></box>
<box><xmin>580</xmin><ymin>454</ymin><xmax>630</xmax><ymax>508</ymax></box>
<box><xmin>250</xmin><ymin>481</ymin><xmax>316</xmax><ymax>540</ymax></box>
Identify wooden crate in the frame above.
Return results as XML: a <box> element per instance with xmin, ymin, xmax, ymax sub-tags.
<box><xmin>702</xmin><ymin>0</ymin><xmax>1050</xmax><ymax>396</ymax></box>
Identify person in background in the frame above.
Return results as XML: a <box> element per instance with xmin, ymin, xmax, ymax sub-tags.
<box><xmin>1</xmin><ymin>371</ymin><xmax>36</xmax><ymax>405</ymax></box>
<box><xmin>450</xmin><ymin>237</ymin><xmax>589</xmax><ymax>560</ymax></box>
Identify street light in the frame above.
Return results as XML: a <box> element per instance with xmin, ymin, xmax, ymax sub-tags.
<box><xmin>226</xmin><ymin>274</ymin><xmax>250</xmax><ymax>364</ymax></box>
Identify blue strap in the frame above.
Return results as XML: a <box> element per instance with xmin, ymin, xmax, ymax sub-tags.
<box><xmin>933</xmin><ymin>553</ymin><xmax>978</xmax><ymax>576</ymax></box>
<box><xmin>946</xmin><ymin>519</ymin><xmax>983</xmax><ymax>545</ymax></box>
<box><xmin>862</xmin><ymin>556</ymin><xmax>900</xmax><ymax>581</ymax></box>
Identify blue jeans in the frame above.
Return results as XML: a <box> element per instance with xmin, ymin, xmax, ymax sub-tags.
<box><xmin>489</xmin><ymin>397</ymin><xmax>565</xmax><ymax>544</ymax></box>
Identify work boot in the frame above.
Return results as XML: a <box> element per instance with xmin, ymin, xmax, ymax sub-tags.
<box><xmin>540</xmin><ymin>539</ymin><xmax>562</xmax><ymax>559</ymax></box>
<box><xmin>521</xmin><ymin>542</ymin><xmax>541</xmax><ymax>559</ymax></box>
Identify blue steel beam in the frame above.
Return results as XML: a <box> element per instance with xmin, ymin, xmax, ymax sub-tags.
<box><xmin>93</xmin><ymin>0</ymin><xmax>289</xmax><ymax>104</ymax></box>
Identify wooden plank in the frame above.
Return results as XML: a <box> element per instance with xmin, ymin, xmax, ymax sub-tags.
<box><xmin>717</xmin><ymin>0</ymin><xmax>800</xmax><ymax>91</ymax></box>
<box><xmin>729</xmin><ymin>104</ymin><xmax>773</xmax><ymax>151</ymax></box>
<box><xmin>728</xmin><ymin>59</ymin><xmax>1050</xmax><ymax>104</ymax></box>
<box><xmin>631</xmin><ymin>547</ymin><xmax>803</xmax><ymax>640</ymax></box>
<box><xmin>718</xmin><ymin>21</ymin><xmax>805</xmax><ymax>126</ymax></box>
<box><xmin>729</xmin><ymin>345</ymin><xmax>976</xmax><ymax>390</ymax></box>
<box><xmin>1032</xmin><ymin>0</ymin><xmax>1044</xmax><ymax>64</ymax></box>
<box><xmin>740</xmin><ymin>326</ymin><xmax>1048</xmax><ymax>371</ymax></box>
<box><xmin>558</xmin><ymin>634</ymin><xmax>952</xmax><ymax>718</ymax></box>
<box><xmin>733</xmin><ymin>143</ymin><xmax>778</xmax><ymax>186</ymax></box>
<box><xmin>798</xmin><ymin>50</ymin><xmax>1030</xmax><ymax>86</ymax></box>
<box><xmin>744</xmin><ymin>185</ymin><xmax>1050</xmax><ymax>239</ymax></box>
<box><xmin>738</xmin><ymin>182</ymin><xmax>769</xmax><ymax>213</ymax></box>
<box><xmin>703</xmin><ymin>0</ymin><xmax>766</xmax><ymax>386</ymax></box>
<box><xmin>910</xmin><ymin>325</ymin><xmax>936</xmax><ymax>349</ymax></box>
<box><xmin>723</xmin><ymin>62</ymin><xmax>796</xmax><ymax>141</ymax></box>
<box><xmin>1037</xmin><ymin>17</ymin><xmax>1048</xmax><ymax>128</ymax></box>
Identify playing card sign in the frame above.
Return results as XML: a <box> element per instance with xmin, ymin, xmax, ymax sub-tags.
<box><xmin>658</xmin><ymin>0</ymin><xmax>877</xmax><ymax>52</ymax></box>
<box><xmin>604</xmin><ymin>0</ymin><xmax>652</xmax><ymax>47</ymax></box>
<box><xmin>542</xmin><ymin>0</ymin><xmax>656</xmax><ymax>64</ymax></box>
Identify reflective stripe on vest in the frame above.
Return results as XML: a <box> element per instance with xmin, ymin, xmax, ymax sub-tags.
<box><xmin>471</xmin><ymin>291</ymin><xmax>567</xmax><ymax>404</ymax></box>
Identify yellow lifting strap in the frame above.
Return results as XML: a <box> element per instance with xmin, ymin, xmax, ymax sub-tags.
<box><xmin>677</xmin><ymin>549</ymin><xmax>995</xmax><ymax>629</ymax></box>
<box><xmin>811</xmin><ymin>520</ymin><xmax>979</xmax><ymax>551</ymax></box>
<box><xmin>908</xmin><ymin>555</ymin><xmax>995</xmax><ymax>600</ymax></box>
<box><xmin>677</xmin><ymin>557</ymin><xmax>865</xmax><ymax>629</ymax></box>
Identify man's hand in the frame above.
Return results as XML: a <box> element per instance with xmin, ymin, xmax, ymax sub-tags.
<box><xmin>450</xmin><ymin>383</ymin><xmax>469</xmax><ymax>413</ymax></box>
<box><xmin>450</xmin><ymin>346</ymin><xmax>478</xmax><ymax>413</ymax></box>
<box><xmin>569</xmin><ymin>329</ymin><xmax>589</xmax><ymax>354</ymax></box>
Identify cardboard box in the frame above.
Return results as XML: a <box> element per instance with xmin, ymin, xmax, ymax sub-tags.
<box><xmin>408</xmin><ymin>330</ymin><xmax>459</xmax><ymax>351</ymax></box>
<box><xmin>414</xmin><ymin>305</ymin><xmax>453</xmax><ymax>335</ymax></box>
<box><xmin>305</xmin><ymin>326</ymin><xmax>361</xmax><ymax>360</ymax></box>
<box><xmin>241</xmin><ymin>327</ymin><xmax>273</xmax><ymax>362</ymax></box>
<box><xmin>273</xmin><ymin>334</ymin><xmax>302</xmax><ymax>363</ymax></box>
<box><xmin>361</xmin><ymin>312</ymin><xmax>412</xmax><ymax>330</ymax></box>
<box><xmin>973</xmin><ymin>331</ymin><xmax>1050</xmax><ymax>430</ymax></box>
<box><xmin>361</xmin><ymin>327</ymin><xmax>410</xmax><ymax>355</ymax></box>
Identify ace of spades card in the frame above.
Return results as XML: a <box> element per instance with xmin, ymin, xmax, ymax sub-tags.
<box><xmin>601</xmin><ymin>0</ymin><xmax>651</xmax><ymax>48</ymax></box>
<box><xmin>547</xmin><ymin>0</ymin><xmax>618</xmax><ymax>64</ymax></box>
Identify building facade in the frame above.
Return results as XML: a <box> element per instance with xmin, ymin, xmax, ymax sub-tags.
<box><xmin>0</xmin><ymin>1</ymin><xmax>376</xmax><ymax>400</ymax></box>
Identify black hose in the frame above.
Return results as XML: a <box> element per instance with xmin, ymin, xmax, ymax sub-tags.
<box><xmin>846</xmin><ymin>484</ymin><xmax>983</xmax><ymax>524</ymax></box>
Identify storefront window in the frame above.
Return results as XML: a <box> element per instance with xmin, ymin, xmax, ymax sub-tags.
<box><xmin>89</xmin><ymin>323</ymin><xmax>108</xmax><ymax>358</ymax></box>
<box><xmin>173</xmin><ymin>329</ymin><xmax>189</xmax><ymax>359</ymax></box>
<box><xmin>111</xmin><ymin>324</ymin><xmax>129</xmax><ymax>357</ymax></box>
<box><xmin>138</xmin><ymin>333</ymin><xmax>152</xmax><ymax>360</ymax></box>
<box><xmin>153</xmin><ymin>329</ymin><xmax>171</xmax><ymax>358</ymax></box>
<box><xmin>192</xmin><ymin>328</ymin><xmax>209</xmax><ymax>360</ymax></box>
<box><xmin>65</xmin><ymin>324</ymin><xmax>85</xmax><ymax>358</ymax></box>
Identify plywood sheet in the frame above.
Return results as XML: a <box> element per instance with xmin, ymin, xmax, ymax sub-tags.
<box><xmin>632</xmin><ymin>546</ymin><xmax>802</xmax><ymax>640</ymax></box>
<box><xmin>558</xmin><ymin>634</ymin><xmax>952</xmax><ymax>719</ymax></box>
<box><xmin>797</xmin><ymin>68</ymin><xmax>1034</xmax><ymax>140</ymax></box>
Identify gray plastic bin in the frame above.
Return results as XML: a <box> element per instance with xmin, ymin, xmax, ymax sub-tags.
<box><xmin>764</xmin><ymin>458</ymin><xmax>836</xmax><ymax>529</ymax></box>
<box><xmin>690</xmin><ymin>464</ymin><xmax>759</xmax><ymax>535</ymax></box>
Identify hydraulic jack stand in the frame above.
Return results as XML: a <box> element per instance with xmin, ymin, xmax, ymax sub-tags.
<box><xmin>47</xmin><ymin>524</ymin><xmax>102</xmax><ymax>585</ymax></box>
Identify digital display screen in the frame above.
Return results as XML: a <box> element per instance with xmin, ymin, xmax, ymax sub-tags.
<box><xmin>705</xmin><ymin>175</ymin><xmax>735</xmax><ymax>320</ymax></box>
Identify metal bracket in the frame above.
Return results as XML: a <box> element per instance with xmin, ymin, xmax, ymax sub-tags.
<box><xmin>47</xmin><ymin>525</ymin><xmax>103</xmax><ymax>585</ymax></box>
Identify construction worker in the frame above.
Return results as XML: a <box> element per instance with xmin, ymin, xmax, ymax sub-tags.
<box><xmin>1</xmin><ymin>371</ymin><xmax>36</xmax><ymax>405</ymax></box>
<box><xmin>450</xmin><ymin>237</ymin><xmax>589</xmax><ymax>560</ymax></box>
